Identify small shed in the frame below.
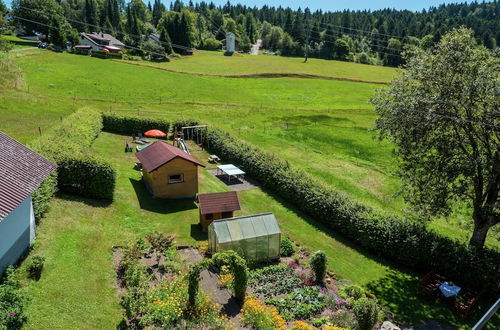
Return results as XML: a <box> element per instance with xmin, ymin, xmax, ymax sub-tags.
<box><xmin>197</xmin><ymin>191</ymin><xmax>241</xmax><ymax>231</ymax></box>
<box><xmin>208</xmin><ymin>213</ymin><xmax>281</xmax><ymax>261</ymax></box>
<box><xmin>136</xmin><ymin>141</ymin><xmax>205</xmax><ymax>198</ymax></box>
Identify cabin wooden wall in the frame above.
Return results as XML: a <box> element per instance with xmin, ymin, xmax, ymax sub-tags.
<box><xmin>200</xmin><ymin>211</ymin><xmax>234</xmax><ymax>232</ymax></box>
<box><xmin>143</xmin><ymin>158</ymin><xmax>199</xmax><ymax>198</ymax></box>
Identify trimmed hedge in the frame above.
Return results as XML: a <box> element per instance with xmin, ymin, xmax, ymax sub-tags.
<box><xmin>57</xmin><ymin>156</ymin><xmax>115</xmax><ymax>199</ymax></box>
<box><xmin>91</xmin><ymin>50</ymin><xmax>123</xmax><ymax>59</ymax></box>
<box><xmin>102</xmin><ymin>114</ymin><xmax>170</xmax><ymax>135</ymax></box>
<box><xmin>30</xmin><ymin>108</ymin><xmax>116</xmax><ymax>207</ymax></box>
<box><xmin>98</xmin><ymin>114</ymin><xmax>500</xmax><ymax>293</ymax></box>
<box><xmin>202</xmin><ymin>127</ymin><xmax>500</xmax><ymax>294</ymax></box>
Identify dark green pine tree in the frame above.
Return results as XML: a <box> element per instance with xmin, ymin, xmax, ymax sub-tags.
<box><xmin>152</xmin><ymin>0</ymin><xmax>165</xmax><ymax>26</ymax></box>
<box><xmin>321</xmin><ymin>24</ymin><xmax>336</xmax><ymax>59</ymax></box>
<box><xmin>49</xmin><ymin>15</ymin><xmax>67</xmax><ymax>48</ymax></box>
<box><xmin>159</xmin><ymin>26</ymin><xmax>173</xmax><ymax>54</ymax></box>
<box><xmin>84</xmin><ymin>0</ymin><xmax>99</xmax><ymax>30</ymax></box>
<box><xmin>291</xmin><ymin>13</ymin><xmax>306</xmax><ymax>45</ymax></box>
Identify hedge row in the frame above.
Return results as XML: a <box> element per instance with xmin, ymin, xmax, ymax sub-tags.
<box><xmin>102</xmin><ymin>114</ymin><xmax>170</xmax><ymax>135</ymax></box>
<box><xmin>98</xmin><ymin>114</ymin><xmax>500</xmax><ymax>293</ymax></box>
<box><xmin>30</xmin><ymin>109</ymin><xmax>116</xmax><ymax>216</ymax></box>
<box><xmin>91</xmin><ymin>50</ymin><xmax>123</xmax><ymax>59</ymax></box>
<box><xmin>202</xmin><ymin>128</ymin><xmax>500</xmax><ymax>294</ymax></box>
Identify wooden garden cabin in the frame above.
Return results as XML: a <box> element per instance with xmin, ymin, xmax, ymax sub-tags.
<box><xmin>136</xmin><ymin>141</ymin><xmax>205</xmax><ymax>199</ymax></box>
<box><xmin>196</xmin><ymin>191</ymin><xmax>241</xmax><ymax>231</ymax></box>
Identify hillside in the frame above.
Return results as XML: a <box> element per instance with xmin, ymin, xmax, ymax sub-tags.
<box><xmin>1</xmin><ymin>50</ymin><xmax>498</xmax><ymax>250</ymax></box>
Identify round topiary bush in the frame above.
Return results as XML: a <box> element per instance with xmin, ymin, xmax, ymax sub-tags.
<box><xmin>352</xmin><ymin>297</ymin><xmax>378</xmax><ymax>330</ymax></box>
<box><xmin>310</xmin><ymin>250</ymin><xmax>327</xmax><ymax>284</ymax></box>
<box><xmin>280</xmin><ymin>237</ymin><xmax>296</xmax><ymax>257</ymax></box>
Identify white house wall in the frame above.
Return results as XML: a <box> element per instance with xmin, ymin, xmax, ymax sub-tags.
<box><xmin>80</xmin><ymin>38</ymin><xmax>101</xmax><ymax>51</ymax></box>
<box><xmin>0</xmin><ymin>195</ymin><xmax>36</xmax><ymax>274</ymax></box>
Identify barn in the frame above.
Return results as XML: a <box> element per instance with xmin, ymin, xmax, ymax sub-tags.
<box><xmin>136</xmin><ymin>141</ymin><xmax>205</xmax><ymax>198</ymax></box>
<box><xmin>0</xmin><ymin>132</ymin><xmax>56</xmax><ymax>274</ymax></box>
<box><xmin>196</xmin><ymin>191</ymin><xmax>241</xmax><ymax>231</ymax></box>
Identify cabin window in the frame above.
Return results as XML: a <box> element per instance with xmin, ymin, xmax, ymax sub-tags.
<box><xmin>221</xmin><ymin>212</ymin><xmax>232</xmax><ymax>218</ymax></box>
<box><xmin>168</xmin><ymin>174</ymin><xmax>184</xmax><ymax>184</ymax></box>
<box><xmin>206</xmin><ymin>214</ymin><xmax>213</xmax><ymax>220</ymax></box>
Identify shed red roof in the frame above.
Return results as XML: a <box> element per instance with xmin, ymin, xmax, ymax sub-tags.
<box><xmin>197</xmin><ymin>191</ymin><xmax>241</xmax><ymax>215</ymax></box>
<box><xmin>0</xmin><ymin>132</ymin><xmax>57</xmax><ymax>221</ymax></box>
<box><xmin>135</xmin><ymin>141</ymin><xmax>205</xmax><ymax>172</ymax></box>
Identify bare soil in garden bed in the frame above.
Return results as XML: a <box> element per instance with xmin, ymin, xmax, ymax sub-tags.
<box><xmin>179</xmin><ymin>247</ymin><xmax>246</xmax><ymax>329</ymax></box>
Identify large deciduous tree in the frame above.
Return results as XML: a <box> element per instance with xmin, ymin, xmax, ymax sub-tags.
<box><xmin>372</xmin><ymin>27</ymin><xmax>499</xmax><ymax>248</ymax></box>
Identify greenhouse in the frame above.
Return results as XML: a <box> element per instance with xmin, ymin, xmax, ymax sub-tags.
<box><xmin>208</xmin><ymin>213</ymin><xmax>281</xmax><ymax>261</ymax></box>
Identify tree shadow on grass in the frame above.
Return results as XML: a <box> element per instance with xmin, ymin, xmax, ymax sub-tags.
<box><xmin>129</xmin><ymin>178</ymin><xmax>197</xmax><ymax>214</ymax></box>
<box><xmin>190</xmin><ymin>224</ymin><xmax>207</xmax><ymax>241</ymax></box>
<box><xmin>57</xmin><ymin>192</ymin><xmax>112</xmax><ymax>208</ymax></box>
<box><xmin>365</xmin><ymin>270</ymin><xmax>500</xmax><ymax>329</ymax></box>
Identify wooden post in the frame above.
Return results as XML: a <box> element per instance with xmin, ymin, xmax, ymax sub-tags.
<box><xmin>38</xmin><ymin>127</ymin><xmax>42</xmax><ymax>136</ymax></box>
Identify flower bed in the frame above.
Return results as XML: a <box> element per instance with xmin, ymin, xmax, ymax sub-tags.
<box><xmin>115</xmin><ymin>234</ymin><xmax>232</xmax><ymax>329</ymax></box>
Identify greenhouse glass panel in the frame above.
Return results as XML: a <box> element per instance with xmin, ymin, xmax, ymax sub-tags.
<box><xmin>207</xmin><ymin>213</ymin><xmax>281</xmax><ymax>262</ymax></box>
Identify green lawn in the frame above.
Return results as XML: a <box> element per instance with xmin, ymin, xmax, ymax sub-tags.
<box><xmin>2</xmin><ymin>34</ymin><xmax>40</xmax><ymax>49</ymax></box>
<box><xmin>19</xmin><ymin>132</ymin><xmax>498</xmax><ymax>329</ymax></box>
<box><xmin>135</xmin><ymin>50</ymin><xmax>397</xmax><ymax>84</ymax></box>
<box><xmin>2</xmin><ymin>51</ymin><xmax>497</xmax><ymax>247</ymax></box>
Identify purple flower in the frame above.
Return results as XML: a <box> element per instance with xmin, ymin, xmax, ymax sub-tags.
<box><xmin>9</xmin><ymin>312</ymin><xmax>16</xmax><ymax>317</ymax></box>
<box><xmin>319</xmin><ymin>287</ymin><xmax>326</xmax><ymax>294</ymax></box>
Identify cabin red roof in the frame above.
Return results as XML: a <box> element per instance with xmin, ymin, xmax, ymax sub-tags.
<box><xmin>196</xmin><ymin>191</ymin><xmax>241</xmax><ymax>215</ymax></box>
<box><xmin>0</xmin><ymin>132</ymin><xmax>57</xmax><ymax>221</ymax></box>
<box><xmin>136</xmin><ymin>141</ymin><xmax>205</xmax><ymax>172</ymax></box>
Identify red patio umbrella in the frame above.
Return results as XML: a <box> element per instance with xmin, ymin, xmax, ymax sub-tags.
<box><xmin>144</xmin><ymin>129</ymin><xmax>167</xmax><ymax>138</ymax></box>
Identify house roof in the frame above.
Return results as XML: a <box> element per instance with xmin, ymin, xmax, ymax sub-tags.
<box><xmin>197</xmin><ymin>191</ymin><xmax>241</xmax><ymax>215</ymax></box>
<box><xmin>0</xmin><ymin>132</ymin><xmax>57</xmax><ymax>221</ymax></box>
<box><xmin>80</xmin><ymin>32</ymin><xmax>125</xmax><ymax>47</ymax></box>
<box><xmin>136</xmin><ymin>141</ymin><xmax>205</xmax><ymax>172</ymax></box>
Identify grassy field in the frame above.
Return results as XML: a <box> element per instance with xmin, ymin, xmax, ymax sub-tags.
<box><xmin>0</xmin><ymin>50</ymin><xmax>498</xmax><ymax>328</ymax></box>
<box><xmin>1</xmin><ymin>51</ymin><xmax>497</xmax><ymax>247</ymax></box>
<box><xmin>137</xmin><ymin>50</ymin><xmax>397</xmax><ymax>83</ymax></box>
<box><xmin>18</xmin><ymin>132</ymin><xmax>497</xmax><ymax>329</ymax></box>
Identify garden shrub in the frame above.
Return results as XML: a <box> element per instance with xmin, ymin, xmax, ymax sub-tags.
<box><xmin>0</xmin><ymin>267</ymin><xmax>28</xmax><ymax>330</ymax></box>
<box><xmin>30</xmin><ymin>108</ymin><xmax>116</xmax><ymax>201</ymax></box>
<box><xmin>329</xmin><ymin>310</ymin><xmax>358</xmax><ymax>329</ymax></box>
<box><xmin>102</xmin><ymin>114</ymin><xmax>170</xmax><ymax>135</ymax></box>
<box><xmin>292</xmin><ymin>320</ymin><xmax>314</xmax><ymax>329</ymax></box>
<box><xmin>339</xmin><ymin>285</ymin><xmax>366</xmax><ymax>301</ymax></box>
<box><xmin>311</xmin><ymin>251</ymin><xmax>327</xmax><ymax>284</ymax></box>
<box><xmin>280</xmin><ymin>236</ymin><xmax>296</xmax><ymax>257</ymax></box>
<box><xmin>352</xmin><ymin>298</ymin><xmax>378</xmax><ymax>330</ymax></box>
<box><xmin>240</xmin><ymin>295</ymin><xmax>286</xmax><ymax>330</ymax></box>
<box><xmin>26</xmin><ymin>255</ymin><xmax>45</xmax><ymax>280</ymax></box>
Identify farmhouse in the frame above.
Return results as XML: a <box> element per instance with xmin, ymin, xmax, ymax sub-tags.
<box><xmin>79</xmin><ymin>32</ymin><xmax>125</xmax><ymax>52</ymax></box>
<box><xmin>136</xmin><ymin>141</ymin><xmax>205</xmax><ymax>198</ymax></box>
<box><xmin>196</xmin><ymin>191</ymin><xmax>241</xmax><ymax>231</ymax></box>
<box><xmin>208</xmin><ymin>213</ymin><xmax>281</xmax><ymax>261</ymax></box>
<box><xmin>0</xmin><ymin>132</ymin><xmax>56</xmax><ymax>274</ymax></box>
